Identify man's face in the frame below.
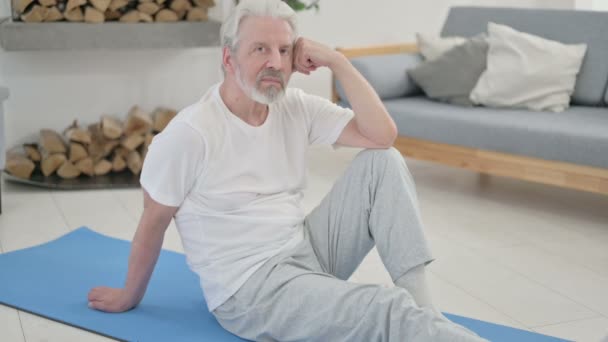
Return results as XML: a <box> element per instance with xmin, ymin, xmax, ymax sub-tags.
<box><xmin>230</xmin><ymin>16</ymin><xmax>294</xmax><ymax>104</ymax></box>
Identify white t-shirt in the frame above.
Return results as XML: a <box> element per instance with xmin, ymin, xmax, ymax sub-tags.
<box><xmin>140</xmin><ymin>83</ymin><xmax>354</xmax><ymax>311</ymax></box>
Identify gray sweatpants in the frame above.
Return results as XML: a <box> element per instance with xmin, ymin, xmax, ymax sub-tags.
<box><xmin>212</xmin><ymin>148</ymin><xmax>486</xmax><ymax>342</ymax></box>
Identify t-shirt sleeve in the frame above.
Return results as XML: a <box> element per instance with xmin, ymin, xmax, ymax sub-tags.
<box><xmin>139</xmin><ymin>121</ymin><xmax>205</xmax><ymax>207</ymax></box>
<box><xmin>298</xmin><ymin>90</ymin><xmax>355</xmax><ymax>146</ymax></box>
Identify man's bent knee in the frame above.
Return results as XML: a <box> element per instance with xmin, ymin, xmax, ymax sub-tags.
<box><xmin>356</xmin><ymin>147</ymin><xmax>401</xmax><ymax>160</ymax></box>
<box><xmin>355</xmin><ymin>147</ymin><xmax>405</xmax><ymax>169</ymax></box>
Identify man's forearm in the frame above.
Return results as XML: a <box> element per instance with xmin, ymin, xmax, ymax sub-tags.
<box><xmin>123</xmin><ymin>219</ymin><xmax>167</xmax><ymax>305</ymax></box>
<box><xmin>331</xmin><ymin>55</ymin><xmax>397</xmax><ymax>146</ymax></box>
<box><xmin>88</xmin><ymin>191</ymin><xmax>177</xmax><ymax>313</ymax></box>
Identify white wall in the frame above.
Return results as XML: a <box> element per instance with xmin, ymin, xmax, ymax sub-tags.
<box><xmin>593</xmin><ymin>0</ymin><xmax>608</xmax><ymax>10</ymax></box>
<box><xmin>0</xmin><ymin>0</ymin><xmax>581</xmax><ymax>147</ymax></box>
<box><xmin>576</xmin><ymin>0</ymin><xmax>608</xmax><ymax>10</ymax></box>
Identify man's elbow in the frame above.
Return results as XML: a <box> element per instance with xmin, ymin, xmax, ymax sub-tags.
<box><xmin>377</xmin><ymin>125</ymin><xmax>398</xmax><ymax>148</ymax></box>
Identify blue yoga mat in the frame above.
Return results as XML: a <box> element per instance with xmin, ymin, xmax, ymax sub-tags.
<box><xmin>0</xmin><ymin>227</ymin><xmax>569</xmax><ymax>342</ymax></box>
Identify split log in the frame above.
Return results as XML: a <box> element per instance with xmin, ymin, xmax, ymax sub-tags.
<box><xmin>40</xmin><ymin>129</ymin><xmax>66</xmax><ymax>155</ymax></box>
<box><xmin>39</xmin><ymin>0</ymin><xmax>57</xmax><ymax>6</ymax></box>
<box><xmin>16</xmin><ymin>0</ymin><xmax>34</xmax><ymax>14</ymax></box>
<box><xmin>124</xmin><ymin>106</ymin><xmax>152</xmax><ymax>136</ymax></box>
<box><xmin>92</xmin><ymin>138</ymin><xmax>121</xmax><ymax>161</ymax></box>
<box><xmin>187</xmin><ymin>7</ymin><xmax>207</xmax><ymax>21</ymax></box>
<box><xmin>57</xmin><ymin>160</ymin><xmax>81</xmax><ymax>179</ymax></box>
<box><xmin>108</xmin><ymin>0</ymin><xmax>128</xmax><ymax>11</ymax></box>
<box><xmin>152</xmin><ymin>107</ymin><xmax>176</xmax><ymax>132</ymax></box>
<box><xmin>88</xmin><ymin>123</ymin><xmax>119</xmax><ymax>162</ymax></box>
<box><xmin>64</xmin><ymin>120</ymin><xmax>92</xmax><ymax>145</ymax></box>
<box><xmin>5</xmin><ymin>148</ymin><xmax>36</xmax><ymax>180</ymax></box>
<box><xmin>90</xmin><ymin>0</ymin><xmax>111</xmax><ymax>12</ymax></box>
<box><xmin>101</xmin><ymin>116</ymin><xmax>123</xmax><ymax>140</ymax></box>
<box><xmin>88</xmin><ymin>123</ymin><xmax>106</xmax><ymax>161</ymax></box>
<box><xmin>104</xmin><ymin>9</ymin><xmax>121</xmax><ymax>20</ymax></box>
<box><xmin>140</xmin><ymin>132</ymin><xmax>154</xmax><ymax>159</ymax></box>
<box><xmin>65</xmin><ymin>7</ymin><xmax>84</xmax><ymax>21</ymax></box>
<box><xmin>23</xmin><ymin>143</ymin><xmax>42</xmax><ymax>162</ymax></box>
<box><xmin>41</xmin><ymin>154</ymin><xmax>67</xmax><ymax>177</ymax></box>
<box><xmin>85</xmin><ymin>6</ymin><xmax>105</xmax><ymax>23</ymax></box>
<box><xmin>139</xmin><ymin>12</ymin><xmax>153</xmax><ymax>22</ymax></box>
<box><xmin>112</xmin><ymin>154</ymin><xmax>126</xmax><ymax>172</ymax></box>
<box><xmin>105</xmin><ymin>140</ymin><xmax>121</xmax><ymax>156</ymax></box>
<box><xmin>155</xmin><ymin>9</ymin><xmax>178</xmax><ymax>22</ymax></box>
<box><xmin>144</xmin><ymin>132</ymin><xmax>154</xmax><ymax>149</ymax></box>
<box><xmin>119</xmin><ymin>10</ymin><xmax>140</xmax><ymax>22</ymax></box>
<box><xmin>21</xmin><ymin>5</ymin><xmax>48</xmax><ymax>22</ymax></box>
<box><xmin>44</xmin><ymin>6</ymin><xmax>64</xmax><ymax>21</ymax></box>
<box><xmin>127</xmin><ymin>150</ymin><xmax>143</xmax><ymax>175</ymax></box>
<box><xmin>137</xmin><ymin>2</ymin><xmax>159</xmax><ymax>15</ymax></box>
<box><xmin>69</xmin><ymin>142</ymin><xmax>88</xmax><ymax>163</ymax></box>
<box><xmin>94</xmin><ymin>159</ymin><xmax>113</xmax><ymax>176</ymax></box>
<box><xmin>170</xmin><ymin>0</ymin><xmax>190</xmax><ymax>13</ymax></box>
<box><xmin>155</xmin><ymin>0</ymin><xmax>167</xmax><ymax>6</ymax></box>
<box><xmin>192</xmin><ymin>0</ymin><xmax>214</xmax><ymax>8</ymax></box>
<box><xmin>88</xmin><ymin>144</ymin><xmax>104</xmax><ymax>162</ymax></box>
<box><xmin>6</xmin><ymin>155</ymin><xmax>36</xmax><ymax>179</ymax></box>
<box><xmin>76</xmin><ymin>157</ymin><xmax>94</xmax><ymax>176</ymax></box>
<box><xmin>114</xmin><ymin>146</ymin><xmax>130</xmax><ymax>159</ymax></box>
<box><xmin>121</xmin><ymin>134</ymin><xmax>144</xmax><ymax>151</ymax></box>
<box><xmin>65</xmin><ymin>0</ymin><xmax>86</xmax><ymax>12</ymax></box>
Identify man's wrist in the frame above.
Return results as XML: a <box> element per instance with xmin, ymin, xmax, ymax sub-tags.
<box><xmin>328</xmin><ymin>53</ymin><xmax>350</xmax><ymax>74</ymax></box>
<box><xmin>121</xmin><ymin>287</ymin><xmax>142</xmax><ymax>308</ymax></box>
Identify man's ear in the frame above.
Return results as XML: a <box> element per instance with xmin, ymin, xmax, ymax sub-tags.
<box><xmin>222</xmin><ymin>46</ymin><xmax>235</xmax><ymax>74</ymax></box>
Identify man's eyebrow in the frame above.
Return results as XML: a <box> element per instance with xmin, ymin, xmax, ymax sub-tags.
<box><xmin>249</xmin><ymin>42</ymin><xmax>293</xmax><ymax>50</ymax></box>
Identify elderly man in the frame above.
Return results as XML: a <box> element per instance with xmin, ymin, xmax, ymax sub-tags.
<box><xmin>88</xmin><ymin>0</ymin><xmax>486</xmax><ymax>341</ymax></box>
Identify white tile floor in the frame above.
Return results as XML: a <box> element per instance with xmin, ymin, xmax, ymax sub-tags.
<box><xmin>1</xmin><ymin>146</ymin><xmax>608</xmax><ymax>342</ymax></box>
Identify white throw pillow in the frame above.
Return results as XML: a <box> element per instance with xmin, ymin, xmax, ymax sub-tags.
<box><xmin>416</xmin><ymin>33</ymin><xmax>467</xmax><ymax>61</ymax></box>
<box><xmin>469</xmin><ymin>22</ymin><xmax>587</xmax><ymax>112</ymax></box>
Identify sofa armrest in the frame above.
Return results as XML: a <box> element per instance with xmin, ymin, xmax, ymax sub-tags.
<box><xmin>332</xmin><ymin>43</ymin><xmax>421</xmax><ymax>103</ymax></box>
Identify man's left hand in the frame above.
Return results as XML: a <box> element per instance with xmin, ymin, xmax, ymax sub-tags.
<box><xmin>292</xmin><ymin>37</ymin><xmax>345</xmax><ymax>75</ymax></box>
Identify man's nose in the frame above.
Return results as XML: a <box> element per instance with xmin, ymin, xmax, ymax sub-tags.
<box><xmin>265</xmin><ymin>49</ymin><xmax>283</xmax><ymax>70</ymax></box>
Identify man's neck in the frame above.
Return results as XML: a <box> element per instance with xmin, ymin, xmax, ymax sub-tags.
<box><xmin>219</xmin><ymin>81</ymin><xmax>269</xmax><ymax>127</ymax></box>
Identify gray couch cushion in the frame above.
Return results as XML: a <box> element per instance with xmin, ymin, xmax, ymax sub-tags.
<box><xmin>407</xmin><ymin>34</ymin><xmax>488</xmax><ymax>106</ymax></box>
<box><xmin>383</xmin><ymin>97</ymin><xmax>608</xmax><ymax>169</ymax></box>
<box><xmin>441</xmin><ymin>6</ymin><xmax>608</xmax><ymax>106</ymax></box>
<box><xmin>336</xmin><ymin>53</ymin><xmax>422</xmax><ymax>101</ymax></box>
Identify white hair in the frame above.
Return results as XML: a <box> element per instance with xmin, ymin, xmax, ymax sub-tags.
<box><xmin>221</xmin><ymin>0</ymin><xmax>298</xmax><ymax>53</ymax></box>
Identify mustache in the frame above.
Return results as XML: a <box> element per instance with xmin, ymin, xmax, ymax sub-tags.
<box><xmin>256</xmin><ymin>69</ymin><xmax>286</xmax><ymax>85</ymax></box>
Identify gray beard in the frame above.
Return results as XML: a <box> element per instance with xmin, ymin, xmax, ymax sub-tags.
<box><xmin>235</xmin><ymin>67</ymin><xmax>286</xmax><ymax>105</ymax></box>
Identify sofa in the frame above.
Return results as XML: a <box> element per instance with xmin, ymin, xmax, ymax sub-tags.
<box><xmin>333</xmin><ymin>6</ymin><xmax>608</xmax><ymax>195</ymax></box>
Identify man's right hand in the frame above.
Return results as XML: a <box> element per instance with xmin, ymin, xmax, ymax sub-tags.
<box><xmin>86</xmin><ymin>190</ymin><xmax>177</xmax><ymax>314</ymax></box>
<box><xmin>88</xmin><ymin>286</ymin><xmax>137</xmax><ymax>313</ymax></box>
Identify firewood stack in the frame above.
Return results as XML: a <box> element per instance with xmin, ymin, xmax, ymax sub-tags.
<box><xmin>5</xmin><ymin>106</ymin><xmax>177</xmax><ymax>180</ymax></box>
<box><xmin>12</xmin><ymin>0</ymin><xmax>214</xmax><ymax>23</ymax></box>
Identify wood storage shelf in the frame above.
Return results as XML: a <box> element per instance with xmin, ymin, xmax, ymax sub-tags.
<box><xmin>0</xmin><ymin>18</ymin><xmax>221</xmax><ymax>51</ymax></box>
